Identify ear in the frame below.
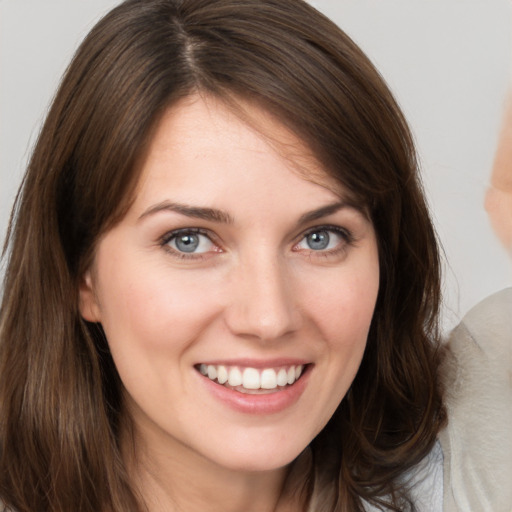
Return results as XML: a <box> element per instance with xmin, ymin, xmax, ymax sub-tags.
<box><xmin>79</xmin><ymin>270</ymin><xmax>101</xmax><ymax>322</ymax></box>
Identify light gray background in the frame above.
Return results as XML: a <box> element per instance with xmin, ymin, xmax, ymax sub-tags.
<box><xmin>1</xmin><ymin>0</ymin><xmax>511</xmax><ymax>331</ymax></box>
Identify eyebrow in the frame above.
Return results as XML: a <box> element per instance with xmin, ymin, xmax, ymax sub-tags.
<box><xmin>138</xmin><ymin>201</ymin><xmax>234</xmax><ymax>224</ymax></box>
<box><xmin>138</xmin><ymin>199</ymin><xmax>366</xmax><ymax>225</ymax></box>
<box><xmin>297</xmin><ymin>200</ymin><xmax>365</xmax><ymax>225</ymax></box>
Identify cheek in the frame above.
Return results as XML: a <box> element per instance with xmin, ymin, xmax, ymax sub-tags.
<box><xmin>292</xmin><ymin>263</ymin><xmax>379</xmax><ymax>436</ymax></box>
<box><xmin>96</xmin><ymin>260</ymin><xmax>223</xmax><ymax>357</ymax></box>
<box><xmin>300</xmin><ymin>263</ymin><xmax>379</xmax><ymax>346</ymax></box>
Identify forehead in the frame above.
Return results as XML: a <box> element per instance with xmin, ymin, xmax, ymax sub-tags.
<box><xmin>133</xmin><ymin>94</ymin><xmax>357</xmax><ymax>209</ymax></box>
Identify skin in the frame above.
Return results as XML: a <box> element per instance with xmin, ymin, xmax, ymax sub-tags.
<box><xmin>79</xmin><ymin>94</ymin><xmax>380</xmax><ymax>512</ymax></box>
<box><xmin>486</xmin><ymin>91</ymin><xmax>512</xmax><ymax>257</ymax></box>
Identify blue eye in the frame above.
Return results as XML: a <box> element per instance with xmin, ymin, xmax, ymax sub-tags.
<box><xmin>174</xmin><ymin>233</ymin><xmax>200</xmax><ymax>252</ymax></box>
<box><xmin>305</xmin><ymin>231</ymin><xmax>331</xmax><ymax>250</ymax></box>
<box><xmin>296</xmin><ymin>227</ymin><xmax>348</xmax><ymax>252</ymax></box>
<box><xmin>164</xmin><ymin>230</ymin><xmax>215</xmax><ymax>254</ymax></box>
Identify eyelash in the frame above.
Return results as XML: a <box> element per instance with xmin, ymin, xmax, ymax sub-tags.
<box><xmin>159</xmin><ymin>225</ymin><xmax>354</xmax><ymax>260</ymax></box>
<box><xmin>294</xmin><ymin>225</ymin><xmax>354</xmax><ymax>257</ymax></box>
<box><xmin>159</xmin><ymin>228</ymin><xmax>218</xmax><ymax>260</ymax></box>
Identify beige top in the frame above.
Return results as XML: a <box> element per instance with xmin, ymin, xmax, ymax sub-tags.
<box><xmin>439</xmin><ymin>288</ymin><xmax>512</xmax><ymax>512</ymax></box>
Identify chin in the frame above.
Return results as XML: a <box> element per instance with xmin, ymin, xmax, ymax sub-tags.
<box><xmin>199</xmin><ymin>429</ymin><xmax>313</xmax><ymax>474</ymax></box>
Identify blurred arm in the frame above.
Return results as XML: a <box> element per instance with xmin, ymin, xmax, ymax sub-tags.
<box><xmin>485</xmin><ymin>90</ymin><xmax>512</xmax><ymax>254</ymax></box>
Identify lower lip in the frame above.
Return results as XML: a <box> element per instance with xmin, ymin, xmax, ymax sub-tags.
<box><xmin>198</xmin><ymin>366</ymin><xmax>311</xmax><ymax>415</ymax></box>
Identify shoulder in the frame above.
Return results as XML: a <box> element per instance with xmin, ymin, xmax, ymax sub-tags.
<box><xmin>405</xmin><ymin>441</ymin><xmax>444</xmax><ymax>512</ymax></box>
<box><xmin>458</xmin><ymin>287</ymin><xmax>512</xmax><ymax>351</ymax></box>
<box><xmin>362</xmin><ymin>441</ymin><xmax>444</xmax><ymax>512</ymax></box>
<box><xmin>439</xmin><ymin>288</ymin><xmax>512</xmax><ymax>511</ymax></box>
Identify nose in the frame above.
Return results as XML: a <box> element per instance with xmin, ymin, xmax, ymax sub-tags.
<box><xmin>224</xmin><ymin>254</ymin><xmax>302</xmax><ymax>342</ymax></box>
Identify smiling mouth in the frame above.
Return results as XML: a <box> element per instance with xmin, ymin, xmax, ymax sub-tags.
<box><xmin>196</xmin><ymin>364</ymin><xmax>307</xmax><ymax>394</ymax></box>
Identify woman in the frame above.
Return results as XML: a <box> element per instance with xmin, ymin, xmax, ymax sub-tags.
<box><xmin>0</xmin><ymin>0</ymin><xmax>445</xmax><ymax>510</ymax></box>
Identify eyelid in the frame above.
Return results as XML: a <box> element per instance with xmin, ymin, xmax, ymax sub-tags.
<box><xmin>160</xmin><ymin>227</ymin><xmax>209</xmax><ymax>244</ymax></box>
<box><xmin>298</xmin><ymin>224</ymin><xmax>353</xmax><ymax>244</ymax></box>
<box><xmin>159</xmin><ymin>228</ymin><xmax>222</xmax><ymax>259</ymax></box>
<box><xmin>292</xmin><ymin>224</ymin><xmax>355</xmax><ymax>255</ymax></box>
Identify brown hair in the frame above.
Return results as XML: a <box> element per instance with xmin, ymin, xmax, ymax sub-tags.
<box><xmin>0</xmin><ymin>1</ymin><xmax>445</xmax><ymax>510</ymax></box>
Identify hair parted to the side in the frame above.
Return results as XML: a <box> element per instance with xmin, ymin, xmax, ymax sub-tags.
<box><xmin>0</xmin><ymin>1</ymin><xmax>445</xmax><ymax>511</ymax></box>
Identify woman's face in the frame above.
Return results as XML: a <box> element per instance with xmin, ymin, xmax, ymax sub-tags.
<box><xmin>80</xmin><ymin>95</ymin><xmax>380</xmax><ymax>473</ymax></box>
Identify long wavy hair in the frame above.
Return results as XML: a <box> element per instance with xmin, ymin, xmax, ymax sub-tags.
<box><xmin>0</xmin><ymin>1</ymin><xmax>445</xmax><ymax>510</ymax></box>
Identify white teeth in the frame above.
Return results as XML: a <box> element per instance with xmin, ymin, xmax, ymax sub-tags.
<box><xmin>207</xmin><ymin>365</ymin><xmax>217</xmax><ymax>380</ymax></box>
<box><xmin>199</xmin><ymin>363</ymin><xmax>306</xmax><ymax>391</ymax></box>
<box><xmin>277</xmin><ymin>368</ymin><xmax>288</xmax><ymax>387</ymax></box>
<box><xmin>217</xmin><ymin>365</ymin><xmax>228</xmax><ymax>384</ymax></box>
<box><xmin>242</xmin><ymin>368</ymin><xmax>260</xmax><ymax>389</ymax></box>
<box><xmin>228</xmin><ymin>367</ymin><xmax>242</xmax><ymax>387</ymax></box>
<box><xmin>260</xmin><ymin>368</ymin><xmax>277</xmax><ymax>389</ymax></box>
